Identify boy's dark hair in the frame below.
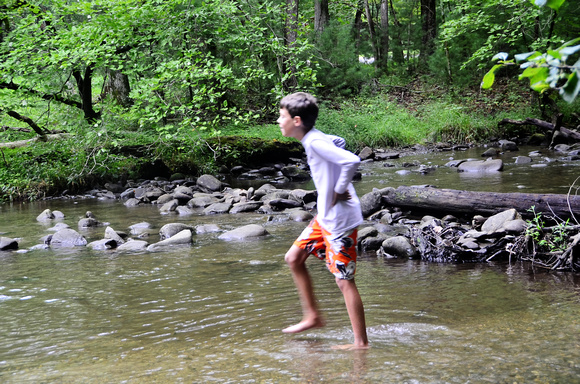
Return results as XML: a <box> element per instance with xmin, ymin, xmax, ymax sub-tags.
<box><xmin>280</xmin><ymin>92</ymin><xmax>319</xmax><ymax>130</ymax></box>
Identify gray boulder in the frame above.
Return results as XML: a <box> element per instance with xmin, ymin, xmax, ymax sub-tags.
<box><xmin>218</xmin><ymin>224</ymin><xmax>269</xmax><ymax>240</ymax></box>
<box><xmin>147</xmin><ymin>229</ymin><xmax>193</xmax><ymax>251</ymax></box>
<box><xmin>87</xmin><ymin>239</ymin><xmax>117</xmax><ymax>250</ymax></box>
<box><xmin>159</xmin><ymin>223</ymin><xmax>195</xmax><ymax>240</ymax></box>
<box><xmin>230</xmin><ymin>201</ymin><xmax>263</xmax><ymax>214</ymax></box>
<box><xmin>381</xmin><ymin>236</ymin><xmax>419</xmax><ymax>259</ymax></box>
<box><xmin>0</xmin><ymin>237</ymin><xmax>18</xmax><ymax>251</ymax></box>
<box><xmin>203</xmin><ymin>202</ymin><xmax>232</xmax><ymax>215</ymax></box>
<box><xmin>50</xmin><ymin>228</ymin><xmax>88</xmax><ymax>247</ymax></box>
<box><xmin>457</xmin><ymin>159</ymin><xmax>503</xmax><ymax>173</ymax></box>
<box><xmin>481</xmin><ymin>209</ymin><xmax>522</xmax><ymax>235</ymax></box>
<box><xmin>360</xmin><ymin>190</ymin><xmax>383</xmax><ymax>218</ymax></box>
<box><xmin>117</xmin><ymin>240</ymin><xmax>149</xmax><ymax>252</ymax></box>
<box><xmin>36</xmin><ymin>209</ymin><xmax>55</xmax><ymax>222</ymax></box>
<box><xmin>104</xmin><ymin>226</ymin><xmax>125</xmax><ymax>244</ymax></box>
<box><xmin>197</xmin><ymin>174</ymin><xmax>222</xmax><ymax>192</ymax></box>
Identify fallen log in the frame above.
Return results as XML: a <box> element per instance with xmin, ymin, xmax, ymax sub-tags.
<box><xmin>0</xmin><ymin>133</ymin><xmax>71</xmax><ymax>149</ymax></box>
<box><xmin>498</xmin><ymin>117</ymin><xmax>580</xmax><ymax>141</ymax></box>
<box><xmin>381</xmin><ymin>186</ymin><xmax>580</xmax><ymax>222</ymax></box>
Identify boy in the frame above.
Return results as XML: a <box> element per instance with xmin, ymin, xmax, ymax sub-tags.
<box><xmin>277</xmin><ymin>92</ymin><xmax>369</xmax><ymax>350</ymax></box>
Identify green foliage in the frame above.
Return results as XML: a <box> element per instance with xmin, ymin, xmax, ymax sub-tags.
<box><xmin>314</xmin><ymin>21</ymin><xmax>375</xmax><ymax>97</ymax></box>
<box><xmin>482</xmin><ymin>0</ymin><xmax>580</xmax><ymax>102</ymax></box>
<box><xmin>526</xmin><ymin>206</ymin><xmax>570</xmax><ymax>252</ymax></box>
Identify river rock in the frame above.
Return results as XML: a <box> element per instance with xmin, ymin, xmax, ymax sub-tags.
<box><xmin>159</xmin><ymin>223</ymin><xmax>195</xmax><ymax>240</ymax></box>
<box><xmin>147</xmin><ymin>229</ymin><xmax>193</xmax><ymax>251</ymax></box>
<box><xmin>499</xmin><ymin>140</ymin><xmax>518</xmax><ymax>151</ymax></box>
<box><xmin>124</xmin><ymin>198</ymin><xmax>142</xmax><ymax>207</ymax></box>
<box><xmin>129</xmin><ymin>222</ymin><xmax>154</xmax><ymax>236</ymax></box>
<box><xmin>195</xmin><ymin>223</ymin><xmax>221</xmax><ymax>234</ymax></box>
<box><xmin>358</xmin><ymin>147</ymin><xmax>374</xmax><ymax>161</ymax></box>
<box><xmin>87</xmin><ymin>239</ymin><xmax>117</xmax><ymax>250</ymax></box>
<box><xmin>360</xmin><ymin>190</ymin><xmax>383</xmax><ymax>218</ymax></box>
<box><xmin>381</xmin><ymin>235</ymin><xmax>419</xmax><ymax>259</ymax></box>
<box><xmin>173</xmin><ymin>185</ymin><xmax>194</xmax><ymax>202</ymax></box>
<box><xmin>78</xmin><ymin>217</ymin><xmax>101</xmax><ymax>228</ymax></box>
<box><xmin>281</xmin><ymin>166</ymin><xmax>311</xmax><ymax>181</ymax></box>
<box><xmin>156</xmin><ymin>193</ymin><xmax>175</xmax><ymax>205</ymax></box>
<box><xmin>218</xmin><ymin>224</ymin><xmax>269</xmax><ymax>241</ymax></box>
<box><xmin>514</xmin><ymin>156</ymin><xmax>532</xmax><ymax>164</ymax></box>
<box><xmin>481</xmin><ymin>208</ymin><xmax>522</xmax><ymax>235</ymax></box>
<box><xmin>176</xmin><ymin>206</ymin><xmax>196</xmax><ymax>215</ymax></box>
<box><xmin>197</xmin><ymin>174</ymin><xmax>222</xmax><ymax>192</ymax></box>
<box><xmin>457</xmin><ymin>158</ymin><xmax>503</xmax><ymax>173</ymax></box>
<box><xmin>159</xmin><ymin>199</ymin><xmax>179</xmax><ymax>213</ymax></box>
<box><xmin>48</xmin><ymin>222</ymin><xmax>70</xmax><ymax>231</ymax></box>
<box><xmin>50</xmin><ymin>228</ymin><xmax>88</xmax><ymax>247</ymax></box>
<box><xmin>268</xmin><ymin>198</ymin><xmax>302</xmax><ymax>209</ymax></box>
<box><xmin>203</xmin><ymin>202</ymin><xmax>232</xmax><ymax>215</ymax></box>
<box><xmin>288</xmin><ymin>209</ymin><xmax>314</xmax><ymax>222</ymax></box>
<box><xmin>144</xmin><ymin>187</ymin><xmax>165</xmax><ymax>201</ymax></box>
<box><xmin>0</xmin><ymin>237</ymin><xmax>18</xmax><ymax>251</ymax></box>
<box><xmin>117</xmin><ymin>240</ymin><xmax>149</xmax><ymax>251</ymax></box>
<box><xmin>188</xmin><ymin>194</ymin><xmax>221</xmax><ymax>208</ymax></box>
<box><xmin>104</xmin><ymin>226</ymin><xmax>125</xmax><ymax>244</ymax></box>
<box><xmin>359</xmin><ymin>235</ymin><xmax>385</xmax><ymax>252</ymax></box>
<box><xmin>481</xmin><ymin>148</ymin><xmax>500</xmax><ymax>157</ymax></box>
<box><xmin>290</xmin><ymin>189</ymin><xmax>317</xmax><ymax>205</ymax></box>
<box><xmin>36</xmin><ymin>209</ymin><xmax>55</xmax><ymax>222</ymax></box>
<box><xmin>230</xmin><ymin>201</ymin><xmax>263</xmax><ymax>214</ymax></box>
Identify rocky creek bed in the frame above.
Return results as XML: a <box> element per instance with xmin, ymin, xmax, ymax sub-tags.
<box><xmin>2</xmin><ymin>139</ymin><xmax>580</xmax><ymax>271</ymax></box>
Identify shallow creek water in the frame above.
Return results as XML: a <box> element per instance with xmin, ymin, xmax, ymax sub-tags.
<box><xmin>1</xmin><ymin>146</ymin><xmax>580</xmax><ymax>383</ymax></box>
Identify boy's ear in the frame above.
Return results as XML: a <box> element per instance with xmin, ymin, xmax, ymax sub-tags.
<box><xmin>293</xmin><ymin>115</ymin><xmax>303</xmax><ymax>126</ymax></box>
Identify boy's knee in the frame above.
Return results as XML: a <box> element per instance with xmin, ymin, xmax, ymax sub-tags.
<box><xmin>285</xmin><ymin>247</ymin><xmax>307</xmax><ymax>268</ymax></box>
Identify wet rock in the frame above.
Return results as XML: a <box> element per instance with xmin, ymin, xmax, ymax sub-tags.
<box><xmin>218</xmin><ymin>224</ymin><xmax>269</xmax><ymax>240</ymax></box>
<box><xmin>173</xmin><ymin>185</ymin><xmax>194</xmax><ymax>203</ymax></box>
<box><xmin>159</xmin><ymin>199</ymin><xmax>179</xmax><ymax>214</ymax></box>
<box><xmin>176</xmin><ymin>206</ymin><xmax>196</xmax><ymax>215</ymax></box>
<box><xmin>481</xmin><ymin>208</ymin><xmax>521</xmax><ymax>234</ymax></box>
<box><xmin>515</xmin><ymin>156</ymin><xmax>532</xmax><ymax>164</ymax></box>
<box><xmin>48</xmin><ymin>222</ymin><xmax>70</xmax><ymax>232</ymax></box>
<box><xmin>36</xmin><ymin>209</ymin><xmax>55</xmax><ymax>222</ymax></box>
<box><xmin>381</xmin><ymin>236</ymin><xmax>419</xmax><ymax>259</ymax></box>
<box><xmin>197</xmin><ymin>174</ymin><xmax>222</xmax><ymax>192</ymax></box>
<box><xmin>203</xmin><ymin>202</ymin><xmax>232</xmax><ymax>215</ymax></box>
<box><xmin>290</xmin><ymin>189</ymin><xmax>317</xmax><ymax>205</ymax></box>
<box><xmin>87</xmin><ymin>239</ymin><xmax>117</xmax><ymax>250</ymax></box>
<box><xmin>188</xmin><ymin>193</ymin><xmax>221</xmax><ymax>208</ymax></box>
<box><xmin>281</xmin><ymin>166</ymin><xmax>311</xmax><ymax>181</ymax></box>
<box><xmin>50</xmin><ymin>228</ymin><xmax>88</xmax><ymax>247</ymax></box>
<box><xmin>117</xmin><ymin>240</ymin><xmax>149</xmax><ymax>251</ymax></box>
<box><xmin>129</xmin><ymin>222</ymin><xmax>154</xmax><ymax>236</ymax></box>
<box><xmin>124</xmin><ymin>198</ymin><xmax>142</xmax><ymax>207</ymax></box>
<box><xmin>144</xmin><ymin>187</ymin><xmax>165</xmax><ymax>201</ymax></box>
<box><xmin>0</xmin><ymin>237</ymin><xmax>18</xmax><ymax>251</ymax></box>
<box><xmin>481</xmin><ymin>148</ymin><xmax>500</xmax><ymax>157</ymax></box>
<box><xmin>195</xmin><ymin>223</ymin><xmax>221</xmax><ymax>234</ymax></box>
<box><xmin>104</xmin><ymin>226</ymin><xmax>125</xmax><ymax>244</ymax></box>
<box><xmin>230</xmin><ymin>201</ymin><xmax>263</xmax><ymax>214</ymax></box>
<box><xmin>358</xmin><ymin>147</ymin><xmax>374</xmax><ymax>161</ymax></box>
<box><xmin>159</xmin><ymin>223</ymin><xmax>195</xmax><ymax>240</ymax></box>
<box><xmin>156</xmin><ymin>193</ymin><xmax>175</xmax><ymax>205</ymax></box>
<box><xmin>288</xmin><ymin>209</ymin><xmax>314</xmax><ymax>222</ymax></box>
<box><xmin>457</xmin><ymin>158</ymin><xmax>503</xmax><ymax>173</ymax></box>
<box><xmin>147</xmin><ymin>229</ymin><xmax>193</xmax><ymax>251</ymax></box>
<box><xmin>359</xmin><ymin>236</ymin><xmax>385</xmax><ymax>252</ymax></box>
<box><xmin>499</xmin><ymin>140</ymin><xmax>518</xmax><ymax>151</ymax></box>
<box><xmin>374</xmin><ymin>151</ymin><xmax>400</xmax><ymax>160</ymax></box>
<box><xmin>268</xmin><ymin>198</ymin><xmax>302</xmax><ymax>209</ymax></box>
<box><xmin>360</xmin><ymin>190</ymin><xmax>383</xmax><ymax>218</ymax></box>
<box><xmin>78</xmin><ymin>217</ymin><xmax>101</xmax><ymax>228</ymax></box>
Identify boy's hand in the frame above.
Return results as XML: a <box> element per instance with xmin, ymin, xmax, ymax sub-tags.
<box><xmin>332</xmin><ymin>191</ymin><xmax>351</xmax><ymax>206</ymax></box>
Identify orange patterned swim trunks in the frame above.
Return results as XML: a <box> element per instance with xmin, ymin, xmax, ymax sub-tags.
<box><xmin>293</xmin><ymin>217</ymin><xmax>358</xmax><ymax>280</ymax></box>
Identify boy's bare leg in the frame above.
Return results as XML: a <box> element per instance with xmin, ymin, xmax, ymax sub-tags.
<box><xmin>282</xmin><ymin>245</ymin><xmax>325</xmax><ymax>333</ymax></box>
<box><xmin>335</xmin><ymin>278</ymin><xmax>369</xmax><ymax>349</ymax></box>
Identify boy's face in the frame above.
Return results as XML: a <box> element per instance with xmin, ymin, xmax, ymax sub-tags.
<box><xmin>277</xmin><ymin>108</ymin><xmax>304</xmax><ymax>140</ymax></box>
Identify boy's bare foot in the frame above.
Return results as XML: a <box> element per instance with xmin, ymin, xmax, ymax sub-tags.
<box><xmin>282</xmin><ymin>318</ymin><xmax>325</xmax><ymax>334</ymax></box>
<box><xmin>331</xmin><ymin>343</ymin><xmax>370</xmax><ymax>350</ymax></box>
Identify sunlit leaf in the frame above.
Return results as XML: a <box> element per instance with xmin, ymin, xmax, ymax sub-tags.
<box><xmin>492</xmin><ymin>52</ymin><xmax>509</xmax><ymax>61</ymax></box>
<box><xmin>561</xmin><ymin>71</ymin><xmax>580</xmax><ymax>103</ymax></box>
<box><xmin>481</xmin><ymin>64</ymin><xmax>503</xmax><ymax>89</ymax></box>
<box><xmin>514</xmin><ymin>51</ymin><xmax>537</xmax><ymax>63</ymax></box>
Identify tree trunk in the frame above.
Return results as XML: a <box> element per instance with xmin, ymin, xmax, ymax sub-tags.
<box><xmin>380</xmin><ymin>186</ymin><xmax>580</xmax><ymax>222</ymax></box>
<box><xmin>377</xmin><ymin>0</ymin><xmax>389</xmax><ymax>73</ymax></box>
<box><xmin>352</xmin><ymin>0</ymin><xmax>364</xmax><ymax>47</ymax></box>
<box><xmin>283</xmin><ymin>0</ymin><xmax>299</xmax><ymax>91</ymax></box>
<box><xmin>420</xmin><ymin>0</ymin><xmax>436</xmax><ymax>65</ymax></box>
<box><xmin>314</xmin><ymin>0</ymin><xmax>329</xmax><ymax>35</ymax></box>
<box><xmin>73</xmin><ymin>65</ymin><xmax>99</xmax><ymax>123</ymax></box>
<box><xmin>103</xmin><ymin>69</ymin><xmax>132</xmax><ymax>108</ymax></box>
<box><xmin>388</xmin><ymin>0</ymin><xmax>405</xmax><ymax>64</ymax></box>
<box><xmin>498</xmin><ymin>118</ymin><xmax>580</xmax><ymax>141</ymax></box>
<box><xmin>363</xmin><ymin>0</ymin><xmax>377</xmax><ymax>59</ymax></box>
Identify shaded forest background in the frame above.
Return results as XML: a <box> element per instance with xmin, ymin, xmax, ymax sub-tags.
<box><xmin>0</xmin><ymin>0</ymin><xmax>579</xmax><ymax>200</ymax></box>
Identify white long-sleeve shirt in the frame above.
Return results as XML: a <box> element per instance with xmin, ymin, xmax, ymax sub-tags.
<box><xmin>301</xmin><ymin>128</ymin><xmax>363</xmax><ymax>233</ymax></box>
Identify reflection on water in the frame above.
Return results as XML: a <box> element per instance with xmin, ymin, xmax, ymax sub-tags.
<box><xmin>1</xmin><ymin>146</ymin><xmax>580</xmax><ymax>382</ymax></box>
